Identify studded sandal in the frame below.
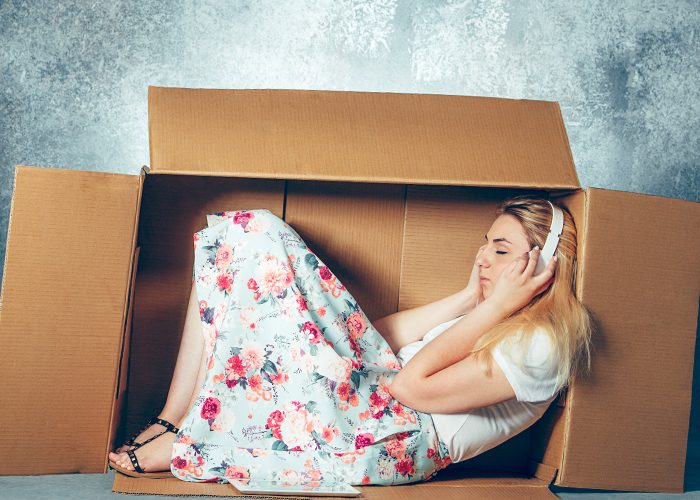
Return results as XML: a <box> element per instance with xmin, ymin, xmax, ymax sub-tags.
<box><xmin>117</xmin><ymin>416</ymin><xmax>179</xmax><ymax>452</ymax></box>
<box><xmin>108</xmin><ymin>419</ymin><xmax>180</xmax><ymax>478</ymax></box>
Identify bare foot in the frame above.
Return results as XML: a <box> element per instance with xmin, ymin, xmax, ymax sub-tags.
<box><xmin>114</xmin><ymin>417</ymin><xmax>177</xmax><ymax>454</ymax></box>
<box><xmin>109</xmin><ymin>429</ymin><xmax>176</xmax><ymax>473</ymax></box>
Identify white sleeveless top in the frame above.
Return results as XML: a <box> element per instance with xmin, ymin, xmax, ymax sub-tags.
<box><xmin>395</xmin><ymin>315</ymin><xmax>561</xmax><ymax>463</ymax></box>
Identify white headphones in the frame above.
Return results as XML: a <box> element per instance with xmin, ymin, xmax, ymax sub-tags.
<box><xmin>532</xmin><ymin>200</ymin><xmax>564</xmax><ymax>276</ymax></box>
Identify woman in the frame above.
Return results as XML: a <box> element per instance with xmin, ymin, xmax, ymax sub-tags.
<box><xmin>108</xmin><ymin>195</ymin><xmax>592</xmax><ymax>486</ymax></box>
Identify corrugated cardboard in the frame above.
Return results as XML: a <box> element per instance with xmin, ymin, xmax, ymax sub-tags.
<box><xmin>112</xmin><ymin>469</ymin><xmax>558</xmax><ymax>498</ymax></box>
<box><xmin>147</xmin><ymin>87</ymin><xmax>580</xmax><ymax>190</ymax></box>
<box><xmin>0</xmin><ymin>167</ymin><xmax>141</xmax><ymax>474</ymax></box>
<box><xmin>1</xmin><ymin>87</ymin><xmax>698</xmax><ymax>498</ymax></box>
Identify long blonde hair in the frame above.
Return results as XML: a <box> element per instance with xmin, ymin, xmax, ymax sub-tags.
<box><xmin>470</xmin><ymin>195</ymin><xmax>593</xmax><ymax>397</ymax></box>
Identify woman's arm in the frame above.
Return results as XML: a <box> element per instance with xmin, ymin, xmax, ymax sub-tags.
<box><xmin>372</xmin><ymin>288</ymin><xmax>478</xmax><ymax>354</ymax></box>
<box><xmin>388</xmin><ymin>298</ymin><xmax>509</xmax><ymax>408</ymax></box>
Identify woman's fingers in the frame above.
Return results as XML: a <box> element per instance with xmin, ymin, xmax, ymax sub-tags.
<box><xmin>507</xmin><ymin>258</ymin><xmax>518</xmax><ymax>275</ymax></box>
<box><xmin>535</xmin><ymin>276</ymin><xmax>554</xmax><ymax>296</ymax></box>
<box><xmin>512</xmin><ymin>246</ymin><xmax>537</xmax><ymax>278</ymax></box>
<box><xmin>524</xmin><ymin>247</ymin><xmax>539</xmax><ymax>278</ymax></box>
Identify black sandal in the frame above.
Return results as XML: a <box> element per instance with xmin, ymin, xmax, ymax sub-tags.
<box><xmin>118</xmin><ymin>416</ymin><xmax>179</xmax><ymax>451</ymax></box>
<box><xmin>108</xmin><ymin>420</ymin><xmax>180</xmax><ymax>479</ymax></box>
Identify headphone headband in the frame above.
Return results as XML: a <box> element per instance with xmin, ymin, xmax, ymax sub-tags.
<box><xmin>534</xmin><ymin>200</ymin><xmax>564</xmax><ymax>275</ymax></box>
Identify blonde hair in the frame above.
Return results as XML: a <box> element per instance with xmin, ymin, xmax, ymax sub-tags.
<box><xmin>469</xmin><ymin>195</ymin><xmax>594</xmax><ymax>397</ymax></box>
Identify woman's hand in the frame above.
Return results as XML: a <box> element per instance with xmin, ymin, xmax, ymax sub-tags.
<box><xmin>484</xmin><ymin>246</ymin><xmax>557</xmax><ymax>316</ymax></box>
<box><xmin>460</xmin><ymin>244</ymin><xmax>487</xmax><ymax>311</ymax></box>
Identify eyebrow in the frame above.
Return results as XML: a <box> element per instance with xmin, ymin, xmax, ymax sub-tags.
<box><xmin>485</xmin><ymin>233</ymin><xmax>513</xmax><ymax>245</ymax></box>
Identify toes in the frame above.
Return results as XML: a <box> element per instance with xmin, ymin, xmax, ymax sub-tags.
<box><xmin>110</xmin><ymin>451</ymin><xmax>132</xmax><ymax>469</ymax></box>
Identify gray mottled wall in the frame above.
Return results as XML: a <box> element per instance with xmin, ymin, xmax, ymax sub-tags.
<box><xmin>1</xmin><ymin>0</ymin><xmax>698</xmax><ymax>281</ymax></box>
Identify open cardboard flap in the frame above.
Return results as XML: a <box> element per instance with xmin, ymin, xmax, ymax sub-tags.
<box><xmin>0</xmin><ymin>165</ymin><xmax>143</xmax><ymax>474</ymax></box>
<box><xmin>147</xmin><ymin>86</ymin><xmax>580</xmax><ymax>189</ymax></box>
<box><xmin>554</xmin><ymin>187</ymin><xmax>700</xmax><ymax>491</ymax></box>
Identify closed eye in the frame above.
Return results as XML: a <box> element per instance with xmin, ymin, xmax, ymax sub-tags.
<box><xmin>496</xmin><ymin>251</ymin><xmax>507</xmax><ymax>255</ymax></box>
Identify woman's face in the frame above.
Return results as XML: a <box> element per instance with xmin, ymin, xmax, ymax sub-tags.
<box><xmin>477</xmin><ymin>214</ymin><xmax>532</xmax><ymax>300</ymax></box>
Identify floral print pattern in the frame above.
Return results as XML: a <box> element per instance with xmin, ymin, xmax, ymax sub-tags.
<box><xmin>172</xmin><ymin>209</ymin><xmax>451</xmax><ymax>486</ymax></box>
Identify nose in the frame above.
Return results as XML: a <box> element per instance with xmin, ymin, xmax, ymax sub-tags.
<box><xmin>476</xmin><ymin>247</ymin><xmax>490</xmax><ymax>268</ymax></box>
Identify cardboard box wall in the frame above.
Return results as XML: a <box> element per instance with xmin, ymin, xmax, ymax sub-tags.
<box><xmin>0</xmin><ymin>87</ymin><xmax>698</xmax><ymax>498</ymax></box>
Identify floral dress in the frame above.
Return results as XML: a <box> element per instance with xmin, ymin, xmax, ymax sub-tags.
<box><xmin>170</xmin><ymin>209</ymin><xmax>452</xmax><ymax>486</ymax></box>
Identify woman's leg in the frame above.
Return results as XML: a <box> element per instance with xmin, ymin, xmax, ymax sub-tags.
<box><xmin>114</xmin><ymin>281</ymin><xmax>204</xmax><ymax>453</ymax></box>
<box><xmin>161</xmin><ymin>281</ymin><xmax>206</xmax><ymax>423</ymax></box>
<box><xmin>109</xmin><ymin>321</ymin><xmax>209</xmax><ymax>472</ymax></box>
<box><xmin>177</xmin><ymin>341</ymin><xmax>208</xmax><ymax>427</ymax></box>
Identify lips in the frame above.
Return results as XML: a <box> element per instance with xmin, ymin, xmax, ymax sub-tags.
<box><xmin>479</xmin><ymin>276</ymin><xmax>489</xmax><ymax>281</ymax></box>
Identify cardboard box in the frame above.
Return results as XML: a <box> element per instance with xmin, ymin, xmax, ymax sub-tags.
<box><xmin>0</xmin><ymin>87</ymin><xmax>698</xmax><ymax>498</ymax></box>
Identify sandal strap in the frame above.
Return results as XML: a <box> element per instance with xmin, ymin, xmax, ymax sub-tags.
<box><xmin>129</xmin><ymin>439</ymin><xmax>147</xmax><ymax>450</ymax></box>
<box><xmin>121</xmin><ymin>416</ymin><xmax>160</xmax><ymax>447</ymax></box>
<box><xmin>136</xmin><ymin>425</ymin><xmax>180</xmax><ymax>448</ymax></box>
<box><xmin>151</xmin><ymin>417</ymin><xmax>180</xmax><ymax>434</ymax></box>
<box><xmin>126</xmin><ymin>448</ymin><xmax>144</xmax><ymax>474</ymax></box>
<box><xmin>121</xmin><ymin>416</ymin><xmax>180</xmax><ymax>449</ymax></box>
<box><xmin>122</xmin><ymin>428</ymin><xmax>146</xmax><ymax>448</ymax></box>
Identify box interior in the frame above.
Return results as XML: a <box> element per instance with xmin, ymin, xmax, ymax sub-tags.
<box><xmin>117</xmin><ymin>172</ymin><xmax>569</xmax><ymax>484</ymax></box>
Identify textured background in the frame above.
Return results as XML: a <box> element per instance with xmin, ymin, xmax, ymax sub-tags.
<box><xmin>1</xmin><ymin>0</ymin><xmax>699</xmax><ymax>498</ymax></box>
